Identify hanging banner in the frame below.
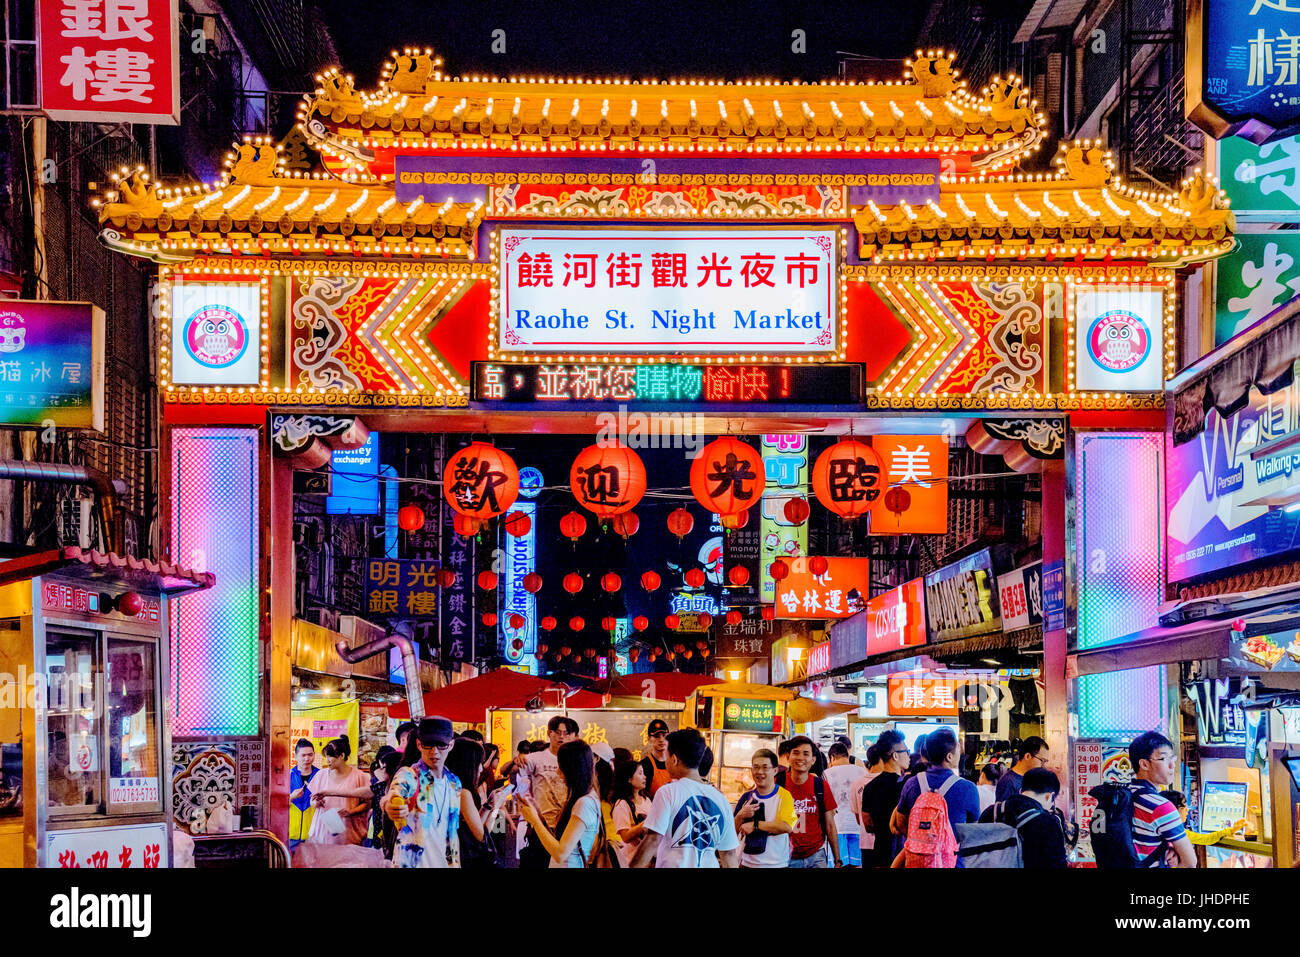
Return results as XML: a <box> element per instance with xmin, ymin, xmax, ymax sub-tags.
<box><xmin>1214</xmin><ymin>233</ymin><xmax>1300</xmax><ymax>346</ymax></box>
<box><xmin>1220</xmin><ymin>134</ymin><xmax>1300</xmax><ymax>221</ymax></box>
<box><xmin>774</xmin><ymin>557</ymin><xmax>870</xmax><ymax>619</ymax></box>
<box><xmin>1073</xmin><ymin>286</ymin><xmax>1165</xmax><ymax>392</ymax></box>
<box><xmin>887</xmin><ymin>675</ymin><xmax>960</xmax><ymax>716</ymax></box>
<box><xmin>0</xmin><ymin>300</ymin><xmax>104</xmax><ymax>430</ymax></box>
<box><xmin>440</xmin><ymin>498</ymin><xmax>475</xmax><ymax>665</ymax></box>
<box><xmin>997</xmin><ymin>562</ymin><xmax>1044</xmax><ymax>632</ymax></box>
<box><xmin>760</xmin><ymin>434</ymin><xmax>810</xmax><ymax>603</ymax></box>
<box><xmin>497</xmin><ymin>227</ymin><xmax>838</xmax><ymax>356</ymax></box>
<box><xmin>871</xmin><ymin>434</ymin><xmax>949</xmax><ymax>535</ymax></box>
<box><xmin>502</xmin><ymin>499</ymin><xmax>537</xmax><ymax>671</ymax></box>
<box><xmin>169</xmin><ymin>280</ymin><xmax>262</xmax><ymax>386</ymax></box>
<box><xmin>867</xmin><ymin>578</ymin><xmax>928</xmax><ymax>655</ymax></box>
<box><xmin>325</xmin><ymin>432</ymin><xmax>380</xmax><ymax>516</ymax></box>
<box><xmin>923</xmin><ymin>548</ymin><xmax>1003</xmax><ymax>642</ymax></box>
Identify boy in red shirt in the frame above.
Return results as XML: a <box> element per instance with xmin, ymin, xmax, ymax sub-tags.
<box><xmin>784</xmin><ymin>736</ymin><xmax>842</xmax><ymax>867</ymax></box>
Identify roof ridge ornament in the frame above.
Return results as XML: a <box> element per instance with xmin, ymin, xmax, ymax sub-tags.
<box><xmin>909</xmin><ymin>50</ymin><xmax>958</xmax><ymax>98</ymax></box>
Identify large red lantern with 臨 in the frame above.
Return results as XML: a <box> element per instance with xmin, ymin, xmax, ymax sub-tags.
<box><xmin>443</xmin><ymin>442</ymin><xmax>520</xmax><ymax>519</ymax></box>
<box><xmin>690</xmin><ymin>437</ymin><xmax>765</xmax><ymax>517</ymax></box>
<box><xmin>666</xmin><ymin>507</ymin><xmax>694</xmax><ymax>541</ymax></box>
<box><xmin>570</xmin><ymin>442</ymin><xmax>647</xmax><ymax>517</ymax></box>
<box><xmin>559</xmin><ymin>510</ymin><xmax>588</xmax><ymax>542</ymax></box>
<box><xmin>812</xmin><ymin>438</ymin><xmax>884</xmax><ymax>519</ymax></box>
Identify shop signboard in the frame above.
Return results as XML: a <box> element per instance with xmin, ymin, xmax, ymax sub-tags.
<box><xmin>806</xmin><ymin>640</ymin><xmax>832</xmax><ymax>677</ymax></box>
<box><xmin>325</xmin><ymin>432</ymin><xmax>380</xmax><ymax>515</ymax></box>
<box><xmin>997</xmin><ymin>561</ymin><xmax>1043</xmax><ymax>632</ymax></box>
<box><xmin>857</xmin><ymin>685</ymin><xmax>889</xmax><ymax>719</ymax></box>
<box><xmin>716</xmin><ymin>617</ymin><xmax>779</xmax><ymax>660</ymax></box>
<box><xmin>1042</xmin><ymin>560</ymin><xmax>1065</xmax><ymax>631</ymax></box>
<box><xmin>1073</xmin><ymin>742</ymin><xmax>1133</xmax><ymax>864</ymax></box>
<box><xmin>497</xmin><ymin>227</ymin><xmax>838</xmax><ymax>356</ymax></box>
<box><xmin>722</xmin><ymin>697</ymin><xmax>779</xmax><ymax>732</ymax></box>
<box><xmin>1073</xmin><ymin>286</ymin><xmax>1165</xmax><ymax>392</ymax></box>
<box><xmin>1213</xmin><ymin>233</ymin><xmax>1300</xmax><ymax>346</ymax></box>
<box><xmin>0</xmin><ymin>300</ymin><xmax>104</xmax><ymax>430</ymax></box>
<box><xmin>1186</xmin><ymin>677</ymin><xmax>1248</xmax><ymax>747</ymax></box>
<box><xmin>439</xmin><ymin>492</ymin><xmax>475</xmax><ymax>664</ymax></box>
<box><xmin>1220</xmin><ymin>134</ymin><xmax>1300</xmax><ymax>222</ymax></box>
<box><xmin>37</xmin><ymin>0</ymin><xmax>181</xmax><ymax>125</ymax></box>
<box><xmin>46</xmin><ymin>821</ymin><xmax>168</xmax><ymax>869</ymax></box>
<box><xmin>491</xmin><ymin>708</ymin><xmax>679</xmax><ymax>762</ymax></box>
<box><xmin>1226</xmin><ymin>629</ymin><xmax>1300</xmax><ymax>672</ymax></box>
<box><xmin>761</xmin><ymin>434</ymin><xmax>809</xmax><ymax>603</ymax></box>
<box><xmin>887</xmin><ymin>675</ymin><xmax>960</xmax><ymax>716</ymax></box>
<box><xmin>501</xmin><ymin>499</ymin><xmax>537</xmax><ymax>669</ymax></box>
<box><xmin>923</xmin><ymin>548</ymin><xmax>1002</xmax><ymax>643</ymax></box>
<box><xmin>775</xmin><ymin>557</ymin><xmax>869</xmax><ymax>619</ymax></box>
<box><xmin>1167</xmin><ymin>372</ymin><xmax>1300</xmax><ymax>581</ymax></box>
<box><xmin>867</xmin><ymin>578</ymin><xmax>928</xmax><ymax>655</ymax></box>
<box><xmin>169</xmin><ymin>280</ymin><xmax>262</xmax><ymax>386</ymax></box>
<box><xmin>870</xmin><ymin>434</ymin><xmax>949</xmax><ymax>535</ymax></box>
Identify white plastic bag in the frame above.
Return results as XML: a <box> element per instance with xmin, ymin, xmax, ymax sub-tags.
<box><xmin>292</xmin><ymin>842</ymin><xmax>389</xmax><ymax>868</ymax></box>
<box><xmin>306</xmin><ymin>806</ymin><xmax>347</xmax><ymax>844</ymax></box>
<box><xmin>172</xmin><ymin>827</ymin><xmax>195</xmax><ymax>868</ymax></box>
<box><xmin>206</xmin><ymin>801</ymin><xmax>236</xmax><ymax>834</ymax></box>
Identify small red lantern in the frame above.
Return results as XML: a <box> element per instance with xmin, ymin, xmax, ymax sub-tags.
<box><xmin>508</xmin><ymin>613</ymin><xmax>525</xmax><ymax>630</ymax></box>
<box><xmin>511</xmin><ymin>637</ymin><xmax>524</xmax><ymax>651</ymax></box>
<box><xmin>633</xmin><ymin>615</ymin><xmax>649</xmax><ymax>632</ymax></box>
<box><xmin>666</xmin><ymin>651</ymin><xmax>676</xmax><ymax>661</ymax></box>
<box><xmin>883</xmin><ymin>486</ymin><xmax>912</xmax><ymax>518</ymax></box>
<box><xmin>503</xmin><ymin>510</ymin><xmax>532</xmax><ymax>537</ymax></box>
<box><xmin>563</xmin><ymin>572</ymin><xmax>584</xmax><ymax>594</ymax></box>
<box><xmin>477</xmin><ymin>571</ymin><xmax>498</xmax><ymax>590</ymax></box>
<box><xmin>726</xmin><ymin>609</ymin><xmax>742</xmax><ymax>626</ymax></box>
<box><xmin>601</xmin><ymin>572</ymin><xmax>622</xmax><ymax>593</ymax></box>
<box><xmin>611</xmin><ymin>511</ymin><xmax>640</xmax><ymax>539</ymax></box>
<box><xmin>454</xmin><ymin>513</ymin><xmax>483</xmax><ymax>538</ymax></box>
<box><xmin>559</xmin><ymin>511</ymin><xmax>588</xmax><ymax>542</ymax></box>
<box><xmin>674</xmin><ymin>643</ymin><xmax>685</xmax><ymax>653</ymax></box>
<box><xmin>572</xmin><ymin>653</ymin><xmax>583</xmax><ymax>663</ymax></box>
<box><xmin>683</xmin><ymin>649</ymin><xmax>694</xmax><ymax>659</ymax></box>
<box><xmin>397</xmin><ymin>504</ymin><xmax>426</xmax><ymax>532</ymax></box>
<box><xmin>727</xmin><ymin>566</ymin><xmax>750</xmax><ymax>586</ymax></box>
<box><xmin>540</xmin><ymin>616</ymin><xmax>557</xmax><ymax>631</ymax></box>
<box><xmin>684</xmin><ymin>567</ymin><xmax>706</xmax><ymax>588</ymax></box>
<box><xmin>437</xmin><ymin>568</ymin><xmax>458</xmax><ymax>588</ymax></box>
<box><xmin>538</xmin><ymin>642</ymin><xmax>549</xmax><ymax>654</ymax></box>
<box><xmin>697</xmin><ymin>612</ymin><xmax>713</xmax><ymax>629</ymax></box>
<box><xmin>523</xmin><ymin>572</ymin><xmax>543</xmax><ymax>594</ymax></box>
<box><xmin>809</xmin><ymin>556</ymin><xmax>829</xmax><ymax>577</ymax></box>
<box><xmin>783</xmin><ymin>497</ymin><xmax>810</xmax><ymax>526</ymax></box>
<box><xmin>569</xmin><ymin>616</ymin><xmax>585</xmax><ymax>631</ymax></box>
<box><xmin>629</xmin><ymin>648</ymin><xmax>640</xmax><ymax>662</ymax></box>
<box><xmin>769</xmin><ymin>559</ymin><xmax>790</xmax><ymax>581</ymax></box>
<box><xmin>586</xmin><ymin>648</ymin><xmax>598</xmax><ymax>659</ymax></box>
<box><xmin>640</xmin><ymin>570</ymin><xmax>661</xmax><ymax>592</ymax></box>
<box><xmin>666</xmin><ymin>507</ymin><xmax>694</xmax><ymax>541</ymax></box>
<box><xmin>602</xmin><ymin>616</ymin><xmax>618</xmax><ymax>632</ymax></box>
<box><xmin>665</xmin><ymin>614</ymin><xmax>681</xmax><ymax>630</ymax></box>
<box><xmin>481</xmin><ymin>613</ymin><xmax>498</xmax><ymax>627</ymax></box>
<box><xmin>701</xmin><ymin>648</ymin><xmax>711</xmax><ymax>659</ymax></box>
<box><xmin>117</xmin><ymin>591</ymin><xmax>143</xmax><ymax>617</ymax></box>
<box><xmin>696</xmin><ymin>639</ymin><xmax>708</xmax><ymax>650</ymax></box>
<box><xmin>720</xmin><ymin>509</ymin><xmax>749</xmax><ymax>530</ymax></box>
<box><xmin>560</xmin><ymin>645</ymin><xmax>572</xmax><ymax>657</ymax></box>
<box><xmin>761</xmin><ymin>605</ymin><xmax>776</xmax><ymax>621</ymax></box>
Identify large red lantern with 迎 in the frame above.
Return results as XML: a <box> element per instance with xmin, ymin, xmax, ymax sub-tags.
<box><xmin>570</xmin><ymin>442</ymin><xmax>647</xmax><ymax>517</ymax></box>
<box><xmin>610</xmin><ymin>511</ymin><xmax>640</xmax><ymax>539</ymax></box>
<box><xmin>666</xmin><ymin>507</ymin><xmax>695</xmax><ymax>541</ymax></box>
<box><xmin>690</xmin><ymin>437</ymin><xmax>765</xmax><ymax>516</ymax></box>
<box><xmin>812</xmin><ymin>439</ymin><xmax>884</xmax><ymax>519</ymax></box>
<box><xmin>398</xmin><ymin>504</ymin><xmax>426</xmax><ymax>532</ymax></box>
<box><xmin>443</xmin><ymin>442</ymin><xmax>520</xmax><ymax>519</ymax></box>
<box><xmin>559</xmin><ymin>510</ymin><xmax>588</xmax><ymax>542</ymax></box>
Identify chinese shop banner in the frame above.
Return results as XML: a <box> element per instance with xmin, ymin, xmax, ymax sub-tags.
<box><xmin>865</xmin><ymin>578</ymin><xmax>928</xmax><ymax>656</ymax></box>
<box><xmin>47</xmin><ymin>822</ymin><xmax>168</xmax><ymax>869</ymax></box>
<box><xmin>0</xmin><ymin>300</ymin><xmax>103</xmax><ymax>430</ymax></box>
<box><xmin>996</xmin><ymin>561</ymin><xmax>1044</xmax><ymax>632</ymax></box>
<box><xmin>870</xmin><ymin>433</ymin><xmax>949</xmax><ymax>535</ymax></box>
<box><xmin>1213</xmin><ymin>232</ymin><xmax>1300</xmax><ymax>346</ymax></box>
<box><xmin>887</xmin><ymin>675</ymin><xmax>960</xmax><ymax>716</ymax></box>
<box><xmin>1221</xmin><ymin>134</ymin><xmax>1300</xmax><ymax>222</ymax></box>
<box><xmin>490</xmin><ymin>709</ymin><xmax>679</xmax><ymax>762</ymax></box>
<box><xmin>774</xmin><ymin>557</ymin><xmax>869</xmax><ymax>619</ymax></box>
<box><xmin>761</xmin><ymin>434</ymin><xmax>809</xmax><ymax>603</ymax></box>
<box><xmin>38</xmin><ymin>0</ymin><xmax>180</xmax><ymax>124</ymax></box>
<box><xmin>289</xmin><ymin>696</ymin><xmax>360</xmax><ymax>769</ymax></box>
<box><xmin>923</xmin><ymin>547</ymin><xmax>1003</xmax><ymax>642</ymax></box>
<box><xmin>169</xmin><ymin>280</ymin><xmax>262</xmax><ymax>386</ymax></box>
<box><xmin>498</xmin><ymin>227</ymin><xmax>838</xmax><ymax>356</ymax></box>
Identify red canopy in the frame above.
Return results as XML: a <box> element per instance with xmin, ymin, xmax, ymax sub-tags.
<box><xmin>589</xmin><ymin>672</ymin><xmax>723</xmax><ymax>703</ymax></box>
<box><xmin>389</xmin><ymin>668</ymin><xmax>608</xmax><ymax>722</ymax></box>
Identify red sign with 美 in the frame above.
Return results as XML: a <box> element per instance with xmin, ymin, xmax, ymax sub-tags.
<box><xmin>38</xmin><ymin>0</ymin><xmax>180</xmax><ymax>124</ymax></box>
<box><xmin>887</xmin><ymin>675</ymin><xmax>960</xmax><ymax>716</ymax></box>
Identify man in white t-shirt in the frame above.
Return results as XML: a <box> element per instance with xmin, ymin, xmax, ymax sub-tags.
<box><xmin>849</xmin><ymin>742</ymin><xmax>884</xmax><ymax>858</ymax></box>
<box><xmin>631</xmin><ymin>728</ymin><xmax>739</xmax><ymax>868</ymax></box>
<box><xmin>516</xmin><ymin>715</ymin><xmax>579</xmax><ymax>869</ymax></box>
<box><xmin>733</xmin><ymin>748</ymin><xmax>796</xmax><ymax>868</ymax></box>
<box><xmin>823</xmin><ymin>741</ymin><xmax>869</xmax><ymax>866</ymax></box>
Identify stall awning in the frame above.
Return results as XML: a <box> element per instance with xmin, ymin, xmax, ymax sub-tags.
<box><xmin>0</xmin><ymin>546</ymin><xmax>214</xmax><ymax>594</ymax></box>
<box><xmin>1072</xmin><ymin>619</ymin><xmax>1233</xmax><ymax>676</ymax></box>
<box><xmin>589</xmin><ymin>672</ymin><xmax>722</xmax><ymax>703</ymax></box>
<box><xmin>388</xmin><ymin>669</ymin><xmax>609</xmax><ymax>721</ymax></box>
<box><xmin>787</xmin><ymin>697</ymin><xmax>859</xmax><ymax>725</ymax></box>
<box><xmin>693</xmin><ymin>680</ymin><xmax>799</xmax><ymax>702</ymax></box>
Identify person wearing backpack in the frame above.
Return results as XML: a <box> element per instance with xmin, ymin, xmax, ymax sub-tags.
<box><xmin>890</xmin><ymin>727</ymin><xmax>980</xmax><ymax>868</ymax></box>
<box><xmin>978</xmin><ymin>767</ymin><xmax>1067</xmax><ymax>868</ymax></box>
<box><xmin>784</xmin><ymin>736</ymin><xmax>843</xmax><ymax>868</ymax></box>
<box><xmin>1089</xmin><ymin>731</ymin><xmax>1195</xmax><ymax>868</ymax></box>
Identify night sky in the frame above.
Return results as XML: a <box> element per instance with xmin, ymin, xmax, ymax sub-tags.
<box><xmin>317</xmin><ymin>1</ymin><xmax>930</xmax><ymax>86</ymax></box>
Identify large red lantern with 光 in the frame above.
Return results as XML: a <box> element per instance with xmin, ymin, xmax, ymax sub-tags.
<box><xmin>443</xmin><ymin>442</ymin><xmax>520</xmax><ymax>519</ymax></box>
<box><xmin>397</xmin><ymin>504</ymin><xmax>426</xmax><ymax>532</ymax></box>
<box><xmin>563</xmin><ymin>572</ymin><xmax>584</xmax><ymax>595</ymax></box>
<box><xmin>601</xmin><ymin>573</ymin><xmax>622</xmax><ymax>593</ymax></box>
<box><xmin>570</xmin><ymin>442</ymin><xmax>647</xmax><ymax>517</ymax></box>
<box><xmin>503</xmin><ymin>510</ymin><xmax>532</xmax><ymax>537</ymax></box>
<box><xmin>610</xmin><ymin>511</ymin><xmax>640</xmax><ymax>539</ymax></box>
<box><xmin>640</xmin><ymin>570</ymin><xmax>661</xmax><ymax>592</ymax></box>
<box><xmin>684</xmin><ymin>567</ymin><xmax>706</xmax><ymax>589</ymax></box>
<box><xmin>477</xmin><ymin>571</ymin><xmax>498</xmax><ymax>590</ymax></box>
<box><xmin>666</xmin><ymin>507</ymin><xmax>695</xmax><ymax>541</ymax></box>
<box><xmin>812</xmin><ymin>439</ymin><xmax>884</xmax><ymax>519</ymax></box>
<box><xmin>523</xmin><ymin>573</ymin><xmax>543</xmax><ymax>594</ymax></box>
<box><xmin>728</xmin><ymin>566</ymin><xmax>750</xmax><ymax>586</ymax></box>
<box><xmin>690</xmin><ymin>437</ymin><xmax>765</xmax><ymax>517</ymax></box>
<box><xmin>769</xmin><ymin>559</ymin><xmax>790</xmax><ymax>581</ymax></box>
<box><xmin>453</xmin><ymin>513</ymin><xmax>484</xmax><ymax>538</ymax></box>
<box><xmin>559</xmin><ymin>510</ymin><xmax>588</xmax><ymax>542</ymax></box>
<box><xmin>633</xmin><ymin>615</ymin><xmax>649</xmax><ymax>632</ymax></box>
<box><xmin>783</xmin><ymin>496</ymin><xmax>811</xmax><ymax>526</ymax></box>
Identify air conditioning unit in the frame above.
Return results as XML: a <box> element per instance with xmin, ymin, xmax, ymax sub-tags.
<box><xmin>59</xmin><ymin>498</ymin><xmax>94</xmax><ymax>549</ymax></box>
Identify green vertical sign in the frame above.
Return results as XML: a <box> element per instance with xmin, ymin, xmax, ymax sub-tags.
<box><xmin>1215</xmin><ymin>233</ymin><xmax>1300</xmax><ymax>346</ymax></box>
<box><xmin>1221</xmin><ymin>135</ymin><xmax>1300</xmax><ymax>221</ymax></box>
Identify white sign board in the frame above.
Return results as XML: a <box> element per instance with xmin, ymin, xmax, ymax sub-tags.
<box><xmin>498</xmin><ymin>227</ymin><xmax>838</xmax><ymax>356</ymax></box>
<box><xmin>1074</xmin><ymin>286</ymin><xmax>1164</xmax><ymax>392</ymax></box>
<box><xmin>46</xmin><ymin>822</ymin><xmax>168</xmax><ymax>868</ymax></box>
<box><xmin>170</xmin><ymin>280</ymin><xmax>261</xmax><ymax>386</ymax></box>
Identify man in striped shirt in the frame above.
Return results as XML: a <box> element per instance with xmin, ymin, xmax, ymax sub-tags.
<box><xmin>1128</xmin><ymin>731</ymin><xmax>1196</xmax><ymax>868</ymax></box>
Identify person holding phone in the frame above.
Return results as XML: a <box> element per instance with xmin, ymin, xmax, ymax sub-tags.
<box><xmin>611</xmin><ymin>758</ymin><xmax>653</xmax><ymax>868</ymax></box>
<box><xmin>733</xmin><ymin>748</ymin><xmax>796</xmax><ymax>868</ymax></box>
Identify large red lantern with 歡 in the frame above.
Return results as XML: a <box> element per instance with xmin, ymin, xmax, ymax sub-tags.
<box><xmin>443</xmin><ymin>442</ymin><xmax>520</xmax><ymax>519</ymax></box>
<box><xmin>812</xmin><ymin>438</ymin><xmax>884</xmax><ymax>519</ymax></box>
<box><xmin>640</xmin><ymin>570</ymin><xmax>661</xmax><ymax>592</ymax></box>
<box><xmin>610</xmin><ymin>511</ymin><xmax>640</xmax><ymax>539</ymax></box>
<box><xmin>666</xmin><ymin>507</ymin><xmax>694</xmax><ymax>541</ymax></box>
<box><xmin>570</xmin><ymin>442</ymin><xmax>647</xmax><ymax>517</ymax></box>
<box><xmin>559</xmin><ymin>510</ymin><xmax>588</xmax><ymax>542</ymax></box>
<box><xmin>690</xmin><ymin>437</ymin><xmax>765</xmax><ymax>517</ymax></box>
<box><xmin>563</xmin><ymin>572</ymin><xmax>584</xmax><ymax>595</ymax></box>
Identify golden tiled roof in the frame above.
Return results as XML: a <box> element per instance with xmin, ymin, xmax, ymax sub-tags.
<box><xmin>853</xmin><ymin>144</ymin><xmax>1235</xmax><ymax>264</ymax></box>
<box><xmin>95</xmin><ymin>141</ymin><xmax>482</xmax><ymax>263</ymax></box>
<box><xmin>300</xmin><ymin>50</ymin><xmax>1044</xmax><ymax>168</ymax></box>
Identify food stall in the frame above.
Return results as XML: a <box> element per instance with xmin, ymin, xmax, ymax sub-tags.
<box><xmin>0</xmin><ymin>547</ymin><xmax>213</xmax><ymax>867</ymax></box>
<box><xmin>684</xmin><ymin>681</ymin><xmax>795</xmax><ymax>803</ymax></box>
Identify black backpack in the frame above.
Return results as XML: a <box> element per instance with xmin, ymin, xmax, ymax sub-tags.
<box><xmin>1088</xmin><ymin>783</ymin><xmax>1165</xmax><ymax>868</ymax></box>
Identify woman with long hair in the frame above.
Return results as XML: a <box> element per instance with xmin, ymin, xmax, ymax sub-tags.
<box><xmin>479</xmin><ymin>743</ymin><xmax>501</xmax><ymax>802</ymax></box>
<box><xmin>444</xmin><ymin>738</ymin><xmax>494</xmax><ymax>868</ymax></box>
<box><xmin>308</xmin><ymin>735</ymin><xmax>371</xmax><ymax>845</ymax></box>
<box><xmin>517</xmin><ymin>740</ymin><xmax>602</xmax><ymax>868</ymax></box>
<box><xmin>611</xmin><ymin>758</ymin><xmax>653</xmax><ymax>868</ymax></box>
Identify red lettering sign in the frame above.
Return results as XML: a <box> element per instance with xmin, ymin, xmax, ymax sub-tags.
<box><xmin>866</xmin><ymin>578</ymin><xmax>927</xmax><ymax>654</ymax></box>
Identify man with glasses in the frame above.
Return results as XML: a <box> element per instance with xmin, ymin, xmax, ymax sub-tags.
<box><xmin>859</xmin><ymin>730</ymin><xmax>910</xmax><ymax>868</ymax></box>
<box><xmin>639</xmin><ymin>718</ymin><xmax>673</xmax><ymax>799</ymax></box>
<box><xmin>516</xmin><ymin>714</ymin><xmax>580</xmax><ymax>869</ymax></box>
<box><xmin>996</xmin><ymin>736</ymin><xmax>1052</xmax><ymax>802</ymax></box>
<box><xmin>733</xmin><ymin>749</ymin><xmax>796</xmax><ymax>868</ymax></box>
<box><xmin>386</xmin><ymin>717</ymin><xmax>461</xmax><ymax>868</ymax></box>
<box><xmin>979</xmin><ymin>767</ymin><xmax>1068</xmax><ymax>868</ymax></box>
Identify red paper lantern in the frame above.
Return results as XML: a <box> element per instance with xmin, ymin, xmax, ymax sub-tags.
<box><xmin>633</xmin><ymin>615</ymin><xmax>649</xmax><ymax>632</ymax></box>
<box><xmin>569</xmin><ymin>616</ymin><xmax>585</xmax><ymax>631</ymax></box>
<box><xmin>563</xmin><ymin>572</ymin><xmax>584</xmax><ymax>594</ymax></box>
<box><xmin>477</xmin><ymin>571</ymin><xmax>498</xmax><ymax>590</ymax></box>
<box><xmin>611</xmin><ymin>511</ymin><xmax>640</xmax><ymax>539</ymax></box>
<box><xmin>696</xmin><ymin>639</ymin><xmax>708</xmax><ymax>650</ymax></box>
<box><xmin>503</xmin><ymin>510</ymin><xmax>532</xmax><ymax>537</ymax></box>
<box><xmin>666</xmin><ymin>651</ymin><xmax>676</xmax><ymax>661</ymax></box>
<box><xmin>560</xmin><ymin>645</ymin><xmax>572</xmax><ymax>657</ymax></box>
<box><xmin>640</xmin><ymin>570</ymin><xmax>661</xmax><ymax>592</ymax></box>
<box><xmin>690</xmin><ymin>437</ymin><xmax>765</xmax><ymax>516</ymax></box>
<box><xmin>674</xmin><ymin>643</ymin><xmax>685</xmax><ymax>653</ymax></box>
<box><xmin>783</xmin><ymin>496</ymin><xmax>811</xmax><ymax>526</ymax></box>
<box><xmin>701</xmin><ymin>648</ymin><xmax>711</xmax><ymax>659</ymax></box>
<box><xmin>117</xmin><ymin>591</ymin><xmax>143</xmax><ymax>617</ymax></box>
<box><xmin>523</xmin><ymin>573</ymin><xmax>543</xmax><ymax>594</ymax></box>
<box><xmin>454</xmin><ymin>513</ymin><xmax>484</xmax><ymax>538</ymax></box>
<box><xmin>683</xmin><ymin>649</ymin><xmax>694</xmax><ymax>659</ymax></box>
<box><xmin>572</xmin><ymin>654</ymin><xmax>583</xmax><ymax>663</ymax></box>
<box><xmin>727</xmin><ymin>565</ymin><xmax>750</xmax><ymax>586</ymax></box>
<box><xmin>512</xmin><ymin>638</ymin><xmax>525</xmax><ymax>651</ymax></box>
<box><xmin>761</xmin><ymin>605</ymin><xmax>776</xmax><ymax>621</ymax></box>
<box><xmin>397</xmin><ymin>504</ymin><xmax>426</xmax><ymax>532</ymax></box>
<box><xmin>585</xmin><ymin>648</ymin><xmax>597</xmax><ymax>659</ymax></box>
<box><xmin>437</xmin><ymin>568</ymin><xmax>458</xmax><ymax>588</ymax></box>
<box><xmin>665</xmin><ymin>614</ymin><xmax>681</xmax><ymax>630</ymax></box>
<box><xmin>508</xmin><ymin>613</ymin><xmax>526</xmax><ymax>630</ymax></box>
<box><xmin>684</xmin><ymin>567</ymin><xmax>706</xmax><ymax>588</ymax></box>
<box><xmin>809</xmin><ymin>556</ymin><xmax>829</xmax><ymax>577</ymax></box>
<box><xmin>726</xmin><ymin>609</ymin><xmax>742</xmax><ymax>626</ymax></box>
<box><xmin>812</xmin><ymin>439</ymin><xmax>884</xmax><ymax>519</ymax></box>
<box><xmin>629</xmin><ymin>648</ymin><xmax>640</xmax><ymax>662</ymax></box>
<box><xmin>666</xmin><ymin>507</ymin><xmax>695</xmax><ymax>540</ymax></box>
<box><xmin>559</xmin><ymin>510</ymin><xmax>588</xmax><ymax>542</ymax></box>
<box><xmin>443</xmin><ymin>442</ymin><xmax>520</xmax><ymax>519</ymax></box>
<box><xmin>570</xmin><ymin>441</ymin><xmax>647</xmax><ymax>517</ymax></box>
<box><xmin>481</xmin><ymin>613</ymin><xmax>498</xmax><ymax>628</ymax></box>
<box><xmin>769</xmin><ymin>559</ymin><xmax>790</xmax><ymax>581</ymax></box>
<box><xmin>601</xmin><ymin>616</ymin><xmax>618</xmax><ymax>632</ymax></box>
<box><xmin>538</xmin><ymin>642</ymin><xmax>549</xmax><ymax>654</ymax></box>
<box><xmin>601</xmin><ymin>572</ymin><xmax>622</xmax><ymax>593</ymax></box>
<box><xmin>884</xmin><ymin>486</ymin><xmax>912</xmax><ymax>517</ymax></box>
<box><xmin>540</xmin><ymin>616</ymin><xmax>557</xmax><ymax>631</ymax></box>
<box><xmin>697</xmin><ymin>612</ymin><xmax>713</xmax><ymax>629</ymax></box>
<box><xmin>720</xmin><ymin>509</ymin><xmax>749</xmax><ymax>530</ymax></box>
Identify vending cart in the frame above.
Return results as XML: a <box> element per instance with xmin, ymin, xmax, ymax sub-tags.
<box><xmin>0</xmin><ymin>547</ymin><xmax>212</xmax><ymax>868</ymax></box>
<box><xmin>685</xmin><ymin>681</ymin><xmax>794</xmax><ymax>804</ymax></box>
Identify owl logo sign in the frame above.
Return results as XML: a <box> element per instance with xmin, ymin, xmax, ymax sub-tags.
<box><xmin>183</xmin><ymin>305</ymin><xmax>249</xmax><ymax>368</ymax></box>
<box><xmin>1086</xmin><ymin>310</ymin><xmax>1151</xmax><ymax>374</ymax></box>
<box><xmin>0</xmin><ymin>311</ymin><xmax>26</xmax><ymax>354</ymax></box>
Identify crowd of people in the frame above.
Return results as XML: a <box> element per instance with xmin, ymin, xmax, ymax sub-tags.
<box><xmin>287</xmin><ymin>716</ymin><xmax>1199</xmax><ymax>870</ymax></box>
